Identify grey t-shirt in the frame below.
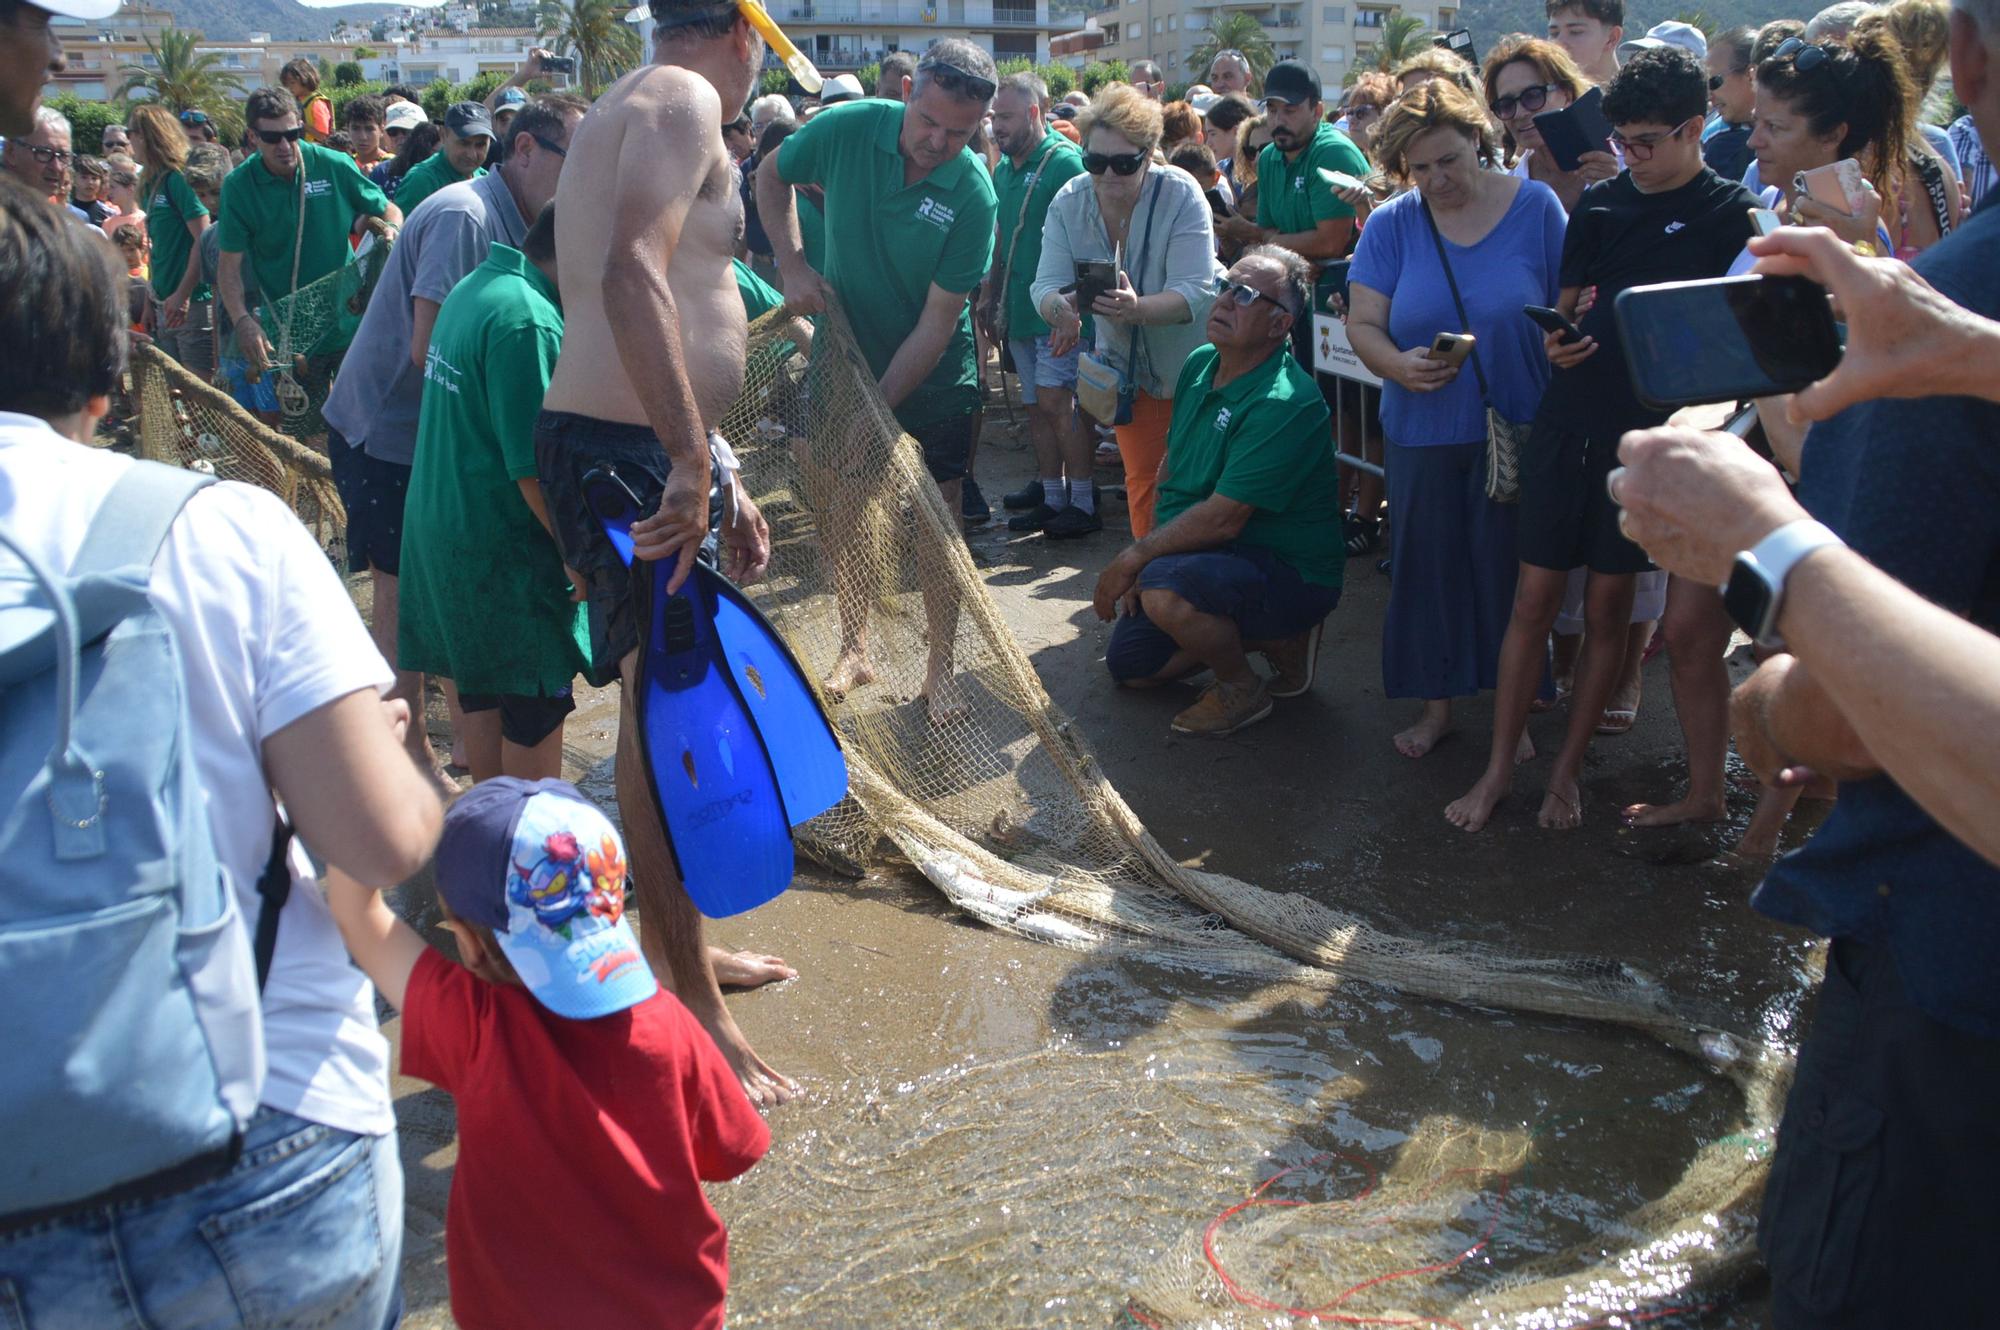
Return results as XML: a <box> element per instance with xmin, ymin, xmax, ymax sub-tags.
<box><xmin>321</xmin><ymin>170</ymin><xmax>528</xmax><ymax>465</ymax></box>
<box><xmin>199</xmin><ymin>224</ymin><xmax>261</xmax><ymax>360</ymax></box>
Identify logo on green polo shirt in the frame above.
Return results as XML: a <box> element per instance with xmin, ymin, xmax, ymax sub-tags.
<box><xmin>915</xmin><ymin>196</ymin><xmax>957</xmax><ymax>231</ymax></box>
<box><xmin>1214</xmin><ymin>406</ymin><xmax>1233</xmax><ymax>431</ymax></box>
<box><xmin>304</xmin><ymin>178</ymin><xmax>332</xmax><ymax>198</ymax></box>
<box><xmin>424</xmin><ymin>345</ymin><xmax>463</xmax><ymax>395</ymax></box>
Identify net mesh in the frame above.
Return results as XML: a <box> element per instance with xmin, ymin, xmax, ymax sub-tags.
<box><xmin>134</xmin><ymin>298</ymin><xmax>1792</xmax><ymax>1328</ymax></box>
<box><xmin>260</xmin><ymin>240</ymin><xmax>394</xmax><ymax>440</ymax></box>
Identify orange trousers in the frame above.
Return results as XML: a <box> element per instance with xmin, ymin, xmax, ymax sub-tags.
<box><xmin>1113</xmin><ymin>391</ymin><xmax>1174</xmax><ymax>539</ymax></box>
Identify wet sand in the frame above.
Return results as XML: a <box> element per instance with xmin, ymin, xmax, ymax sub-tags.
<box><xmin>386</xmin><ymin>408</ymin><xmax>1810</xmax><ymax>1327</ymax></box>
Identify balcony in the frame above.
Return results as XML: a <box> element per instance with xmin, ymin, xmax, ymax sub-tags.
<box><xmin>1353</xmin><ymin>7</ymin><xmax>1388</xmax><ymax>25</ymax></box>
<box><xmin>775</xmin><ymin>2</ymin><xmax>1045</xmax><ymax>25</ymax></box>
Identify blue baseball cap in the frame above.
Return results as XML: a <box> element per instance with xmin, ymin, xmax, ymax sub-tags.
<box><xmin>436</xmin><ymin>779</ymin><xmax>658</xmax><ymax>1020</ymax></box>
<box><xmin>495</xmin><ymin>88</ymin><xmax>528</xmax><ymax>109</ymax></box>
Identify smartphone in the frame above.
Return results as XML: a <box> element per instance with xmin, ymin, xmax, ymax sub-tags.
<box><xmin>1532</xmin><ymin>85</ymin><xmax>1614</xmax><ymax>173</ymax></box>
<box><xmin>1204</xmin><ymin>186</ymin><xmax>1233</xmax><ymax>220</ymax></box>
<box><xmin>541</xmin><ymin>54</ymin><xmax>577</xmax><ymax>74</ymax></box>
<box><xmin>1794</xmin><ymin>158</ymin><xmax>1868</xmax><ymax>217</ymax></box>
<box><xmin>1322</xmin><ymin>258</ymin><xmax>1353</xmax><ymax>312</ymax></box>
<box><xmin>1613</xmin><ymin>274</ymin><xmax>1841</xmax><ymax>411</ymax></box>
<box><xmin>1433</xmin><ymin>27</ymin><xmax>1478</xmax><ymax>68</ymax></box>
<box><xmin>1522</xmin><ymin>303</ymin><xmax>1582</xmax><ymax>343</ymax></box>
<box><xmin>1424</xmin><ymin>331</ymin><xmax>1476</xmax><ymax>367</ymax></box>
<box><xmin>1749</xmin><ymin>207</ymin><xmax>1783</xmax><ymax>237</ymax></box>
<box><xmin>1073</xmin><ymin>259</ymin><xmax>1117</xmax><ymax>312</ymax></box>
<box><xmin>1317</xmin><ymin>166</ymin><xmax>1366</xmax><ymax>193</ymax></box>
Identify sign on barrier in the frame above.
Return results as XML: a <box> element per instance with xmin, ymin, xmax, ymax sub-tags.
<box><xmin>1313</xmin><ymin>314</ymin><xmax>1382</xmax><ymax>387</ymax></box>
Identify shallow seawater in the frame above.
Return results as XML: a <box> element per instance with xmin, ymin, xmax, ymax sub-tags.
<box><xmin>711</xmin><ymin>873</ymin><xmax>1785</xmax><ymax>1330</ymax></box>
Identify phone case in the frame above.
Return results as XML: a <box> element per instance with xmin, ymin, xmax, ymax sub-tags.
<box><xmin>1531</xmin><ymin>86</ymin><xmax>1614</xmax><ymax>174</ymax></box>
<box><xmin>1794</xmin><ymin>159</ymin><xmax>1869</xmax><ymax>217</ymax></box>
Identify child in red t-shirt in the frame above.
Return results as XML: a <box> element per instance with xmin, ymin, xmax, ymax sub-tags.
<box><xmin>327</xmin><ymin>778</ymin><xmax>770</xmax><ymax>1330</ymax></box>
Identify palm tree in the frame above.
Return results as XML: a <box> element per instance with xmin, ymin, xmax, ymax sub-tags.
<box><xmin>537</xmin><ymin>0</ymin><xmax>642</xmax><ymax>96</ymax></box>
<box><xmin>1371</xmin><ymin>11</ymin><xmax>1432</xmax><ymax>72</ymax></box>
<box><xmin>1186</xmin><ymin>12</ymin><xmax>1277</xmax><ymax>90</ymax></box>
<box><xmin>117</xmin><ymin>31</ymin><xmax>249</xmax><ymax>115</ymax></box>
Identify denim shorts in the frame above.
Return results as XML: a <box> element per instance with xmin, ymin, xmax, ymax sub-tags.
<box><xmin>1005</xmin><ymin>333</ymin><xmax>1080</xmax><ymax>406</ymax></box>
<box><xmin>533</xmin><ymin>410</ymin><xmax>725</xmax><ymax>688</ymax></box>
<box><xmin>0</xmin><ymin>1108</ymin><xmax>403</xmax><ymax>1330</ymax></box>
<box><xmin>1105</xmin><ymin>543</ymin><xmax>1342</xmax><ymax>682</ymax></box>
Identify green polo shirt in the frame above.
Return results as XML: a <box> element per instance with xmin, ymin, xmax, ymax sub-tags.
<box><xmin>1256</xmin><ymin>122</ymin><xmax>1367</xmax><ymax>300</ymax></box>
<box><xmin>218</xmin><ymin>142</ymin><xmax>387</xmax><ymax>305</ymax></box>
<box><xmin>395</xmin><ymin>150</ymin><xmax>485</xmax><ymax>217</ymax></box>
<box><xmin>798</xmin><ymin>187</ymin><xmax>827</xmax><ymax>273</ymax></box>
<box><xmin>992</xmin><ymin>128</ymin><xmax>1085</xmax><ymax>339</ymax></box>
<box><xmin>776</xmin><ymin>98</ymin><xmax>998</xmax><ymax>430</ymax></box>
<box><xmin>398</xmin><ymin>244</ymin><xmax>587</xmax><ymax>695</ymax></box>
<box><xmin>1156</xmin><ymin>342</ymin><xmax>1344</xmax><ymax>587</ymax></box>
<box><xmin>735</xmin><ymin>257</ymin><xmax>783</xmax><ymax>320</ymax></box>
<box><xmin>145</xmin><ymin>166</ymin><xmax>208</xmax><ymax>302</ymax></box>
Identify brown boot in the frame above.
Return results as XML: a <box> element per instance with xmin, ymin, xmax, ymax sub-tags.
<box><xmin>1248</xmin><ymin>622</ymin><xmax>1325</xmax><ymax>699</ymax></box>
<box><xmin>1170</xmin><ymin>678</ymin><xmax>1274</xmax><ymax>737</ymax></box>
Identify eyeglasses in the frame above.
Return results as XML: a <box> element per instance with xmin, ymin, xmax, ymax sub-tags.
<box><xmin>1771</xmin><ymin>37</ymin><xmax>1833</xmax><ymax>74</ymax></box>
<box><xmin>1347</xmin><ymin>101</ymin><xmax>1383</xmax><ymax>120</ymax></box>
<box><xmin>1215</xmin><ymin>276</ymin><xmax>1290</xmax><ymax>313</ymax></box>
<box><xmin>1610</xmin><ymin>117</ymin><xmax>1699</xmax><ymax>160</ymax></box>
<box><xmin>385</xmin><ymin>126</ymin><xmax>410</xmax><ymax>139</ymax></box>
<box><xmin>917</xmin><ymin>59</ymin><xmax>997</xmax><ymax>103</ymax></box>
<box><xmin>530</xmin><ymin>133</ymin><xmax>566</xmax><ymax>158</ymax></box>
<box><xmin>18</xmin><ymin>145</ymin><xmax>73</xmax><ymax>165</ymax></box>
<box><xmin>1489</xmin><ymin>82</ymin><xmax>1560</xmax><ymax>120</ymax></box>
<box><xmin>1085</xmin><ymin>150</ymin><xmax>1146</xmax><ymax>175</ymax></box>
<box><xmin>255</xmin><ymin>127</ymin><xmax>305</xmax><ymax>145</ymax></box>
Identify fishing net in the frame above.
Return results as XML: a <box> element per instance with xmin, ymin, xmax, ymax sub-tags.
<box><xmin>129</xmin><ymin>342</ymin><xmax>347</xmax><ymax>565</ymax></box>
<box><xmin>257</xmin><ymin>239</ymin><xmax>394</xmax><ymax>441</ymax></box>
<box><xmin>719</xmin><ymin>304</ymin><xmax>1793</xmax><ymax>1329</ymax></box>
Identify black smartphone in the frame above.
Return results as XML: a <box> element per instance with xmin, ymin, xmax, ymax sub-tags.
<box><xmin>1532</xmin><ymin>85</ymin><xmax>1614</xmax><ymax>173</ymax></box>
<box><xmin>1612</xmin><ymin>274</ymin><xmax>1841</xmax><ymax>411</ymax></box>
<box><xmin>542</xmin><ymin>54</ymin><xmax>577</xmax><ymax>74</ymax></box>
<box><xmin>1523</xmin><ymin>303</ymin><xmax>1582</xmax><ymax>343</ymax></box>
<box><xmin>1433</xmin><ymin>28</ymin><xmax>1478</xmax><ymax>69</ymax></box>
<box><xmin>1322</xmin><ymin>257</ymin><xmax>1352</xmax><ymax>312</ymax></box>
<box><xmin>1074</xmin><ymin>259</ymin><xmax>1117</xmax><ymax>311</ymax></box>
<box><xmin>1204</xmin><ymin>186</ymin><xmax>1233</xmax><ymax>220</ymax></box>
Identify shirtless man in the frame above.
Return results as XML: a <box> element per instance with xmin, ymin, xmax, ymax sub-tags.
<box><xmin>537</xmin><ymin>0</ymin><xmax>794</xmax><ymax>1106</ymax></box>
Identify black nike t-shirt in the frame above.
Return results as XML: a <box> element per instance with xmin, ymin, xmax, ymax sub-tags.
<box><xmin>1539</xmin><ymin>167</ymin><xmax>1758</xmax><ymax>438</ymax></box>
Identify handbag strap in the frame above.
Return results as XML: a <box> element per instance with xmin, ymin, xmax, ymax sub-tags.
<box><xmin>1419</xmin><ymin>198</ymin><xmax>1495</xmax><ymax>409</ymax></box>
<box><xmin>1119</xmin><ymin>173</ymin><xmax>1163</xmax><ymax>385</ymax></box>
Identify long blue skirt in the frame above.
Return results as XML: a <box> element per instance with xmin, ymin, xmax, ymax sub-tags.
<box><xmin>1382</xmin><ymin>438</ymin><xmax>1520</xmax><ymax>701</ymax></box>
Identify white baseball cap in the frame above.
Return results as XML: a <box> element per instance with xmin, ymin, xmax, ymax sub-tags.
<box><xmin>820</xmin><ymin>72</ymin><xmax>866</xmax><ymax>103</ymax></box>
<box><xmin>1618</xmin><ymin>20</ymin><xmax>1709</xmax><ymax>63</ymax></box>
<box><xmin>383</xmin><ymin>101</ymin><xmax>429</xmax><ymax>132</ymax></box>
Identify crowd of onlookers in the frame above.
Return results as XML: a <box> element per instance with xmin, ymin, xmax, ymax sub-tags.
<box><xmin>3</xmin><ymin>0</ymin><xmax>1999</xmax><ymax>1324</ymax></box>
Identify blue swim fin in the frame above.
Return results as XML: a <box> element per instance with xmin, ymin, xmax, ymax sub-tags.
<box><xmin>581</xmin><ymin>466</ymin><xmax>846</xmax><ymax>918</ymax></box>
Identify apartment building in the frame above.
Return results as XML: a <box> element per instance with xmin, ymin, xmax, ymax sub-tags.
<box><xmin>47</xmin><ymin>5</ymin><xmax>366</xmax><ymax>102</ymax></box>
<box><xmin>1090</xmin><ymin>0</ymin><xmax>1458</xmax><ymax>87</ymax></box>
<box><xmin>743</xmin><ymin>0</ymin><xmax>1059</xmax><ymax>77</ymax></box>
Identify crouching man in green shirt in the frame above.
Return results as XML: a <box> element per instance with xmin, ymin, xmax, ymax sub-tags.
<box><xmin>1093</xmin><ymin>247</ymin><xmax>1345</xmax><ymax>737</ymax></box>
<box><xmin>398</xmin><ymin>205</ymin><xmax>590</xmax><ymax>782</ymax></box>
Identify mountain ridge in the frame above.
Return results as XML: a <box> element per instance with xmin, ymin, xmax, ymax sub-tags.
<box><xmin>139</xmin><ymin>0</ymin><xmax>406</xmax><ymax>43</ymax></box>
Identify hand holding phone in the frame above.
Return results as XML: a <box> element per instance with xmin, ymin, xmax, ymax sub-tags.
<box><xmin>1794</xmin><ymin>158</ymin><xmax>1869</xmax><ymax>217</ymax></box>
<box><xmin>1424</xmin><ymin>331</ymin><xmax>1476</xmax><ymax>367</ymax></box>
<box><xmin>1612</xmin><ymin>273</ymin><xmax>1842</xmax><ymax>410</ymax></box>
<box><xmin>1523</xmin><ymin>304</ymin><xmax>1582</xmax><ymax>343</ymax></box>
<box><xmin>1073</xmin><ymin>258</ymin><xmax>1118</xmax><ymax>313</ymax></box>
<box><xmin>1532</xmin><ymin>86</ymin><xmax>1614</xmax><ymax>173</ymax></box>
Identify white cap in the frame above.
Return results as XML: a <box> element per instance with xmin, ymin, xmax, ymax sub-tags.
<box><xmin>27</xmin><ymin>0</ymin><xmax>122</xmax><ymax>17</ymax></box>
<box><xmin>1618</xmin><ymin>20</ymin><xmax>1709</xmax><ymax>62</ymax></box>
<box><xmin>820</xmin><ymin>72</ymin><xmax>866</xmax><ymax>103</ymax></box>
<box><xmin>384</xmin><ymin>101</ymin><xmax>429</xmax><ymax>131</ymax></box>
<box><xmin>1189</xmin><ymin>92</ymin><xmax>1221</xmax><ymax>115</ymax></box>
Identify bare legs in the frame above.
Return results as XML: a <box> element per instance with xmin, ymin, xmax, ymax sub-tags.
<box><xmin>1622</xmin><ymin>575</ymin><xmax>1734</xmax><ymax>827</ymax></box>
<box><xmin>1395</xmin><ymin>699</ymin><xmax>1453</xmax><ymax>759</ymax></box>
<box><xmin>1446</xmin><ymin>564</ymin><xmax>1634</xmax><ymax>832</ymax></box>
<box><xmin>369</xmin><ymin>570</ymin><xmax>451</xmax><ymax>794</ymax></box>
<box><xmin>617</xmin><ymin>649</ymin><xmax>796</xmax><ymax>1107</ymax></box>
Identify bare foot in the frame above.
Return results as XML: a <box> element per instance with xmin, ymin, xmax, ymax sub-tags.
<box><xmin>824</xmin><ymin>648</ymin><xmax>876</xmax><ymax>696</ymax></box>
<box><xmin>1620</xmin><ymin>795</ymin><xmax>1727</xmax><ymax>828</ymax></box>
<box><xmin>711</xmin><ymin>946</ymin><xmax>797</xmax><ymax>990</ymax></box>
<box><xmin>1393</xmin><ymin>706</ymin><xmax>1451</xmax><ymax>759</ymax></box>
<box><xmin>1514</xmin><ymin>731</ymin><xmax>1536</xmax><ymax>765</ymax></box>
<box><xmin>1445</xmin><ymin>770</ymin><xmax>1510</xmax><ymax>833</ymax></box>
<box><xmin>1538</xmin><ymin>778</ymin><xmax>1583</xmax><ymax>830</ymax></box>
<box><xmin>696</xmin><ymin>1001</ymin><xmax>798</xmax><ymax>1108</ymax></box>
<box><xmin>922</xmin><ymin>672</ymin><xmax>970</xmax><ymax>726</ymax></box>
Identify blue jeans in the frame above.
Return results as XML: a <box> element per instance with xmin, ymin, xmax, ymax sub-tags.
<box><xmin>0</xmin><ymin>1108</ymin><xmax>403</xmax><ymax>1330</ymax></box>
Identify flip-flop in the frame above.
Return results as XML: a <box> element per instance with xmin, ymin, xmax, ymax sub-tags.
<box><xmin>1595</xmin><ymin>708</ymin><xmax>1638</xmax><ymax>736</ymax></box>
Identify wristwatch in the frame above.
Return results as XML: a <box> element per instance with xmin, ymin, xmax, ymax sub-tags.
<box><xmin>1721</xmin><ymin>519</ymin><xmax>1844</xmax><ymax>650</ymax></box>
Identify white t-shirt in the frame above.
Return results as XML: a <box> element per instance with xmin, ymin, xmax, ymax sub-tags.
<box><xmin>0</xmin><ymin>415</ymin><xmax>397</xmax><ymax>1136</ymax></box>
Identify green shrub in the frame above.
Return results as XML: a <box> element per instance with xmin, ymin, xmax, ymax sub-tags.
<box><xmin>47</xmin><ymin>93</ymin><xmax>128</xmax><ymax>156</ymax></box>
<box><xmin>333</xmin><ymin>61</ymin><xmax>365</xmax><ymax>87</ymax></box>
<box><xmin>1077</xmin><ymin>59</ymin><xmax>1128</xmax><ymax>94</ymax></box>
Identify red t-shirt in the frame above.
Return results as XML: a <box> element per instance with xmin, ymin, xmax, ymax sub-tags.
<box><xmin>401</xmin><ymin>950</ymin><xmax>770</xmax><ymax>1330</ymax></box>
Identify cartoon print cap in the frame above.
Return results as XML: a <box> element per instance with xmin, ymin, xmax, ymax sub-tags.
<box><xmin>435</xmin><ymin>778</ymin><xmax>658</xmax><ymax>1020</ymax></box>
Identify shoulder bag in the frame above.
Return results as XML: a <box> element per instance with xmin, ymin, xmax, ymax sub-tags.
<box><xmin>1075</xmin><ymin>175</ymin><xmax>1160</xmax><ymax>427</ymax></box>
<box><xmin>1422</xmin><ymin>198</ymin><xmax>1531</xmax><ymax>504</ymax></box>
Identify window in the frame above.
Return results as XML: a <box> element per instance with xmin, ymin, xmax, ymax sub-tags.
<box><xmin>1167</xmin><ymin>13</ymin><xmax>1176</xmax><ymax>27</ymax></box>
<box><xmin>1355</xmin><ymin>5</ymin><xmax>1386</xmax><ymax>24</ymax></box>
<box><xmin>1320</xmin><ymin>44</ymin><xmax>1340</xmax><ymax>61</ymax></box>
<box><xmin>1165</xmin><ymin>49</ymin><xmax>1177</xmax><ymax>65</ymax></box>
<box><xmin>1321</xmin><ymin>5</ymin><xmax>1343</xmax><ymax>19</ymax></box>
<box><xmin>1153</xmin><ymin>16</ymin><xmax>1162</xmax><ymax>32</ymax></box>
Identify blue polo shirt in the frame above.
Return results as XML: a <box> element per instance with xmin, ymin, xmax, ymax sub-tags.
<box><xmin>1753</xmin><ymin>197</ymin><xmax>2000</xmax><ymax>1038</ymax></box>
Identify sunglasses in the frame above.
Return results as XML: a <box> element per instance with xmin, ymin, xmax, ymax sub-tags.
<box><xmin>1347</xmin><ymin>101</ymin><xmax>1383</xmax><ymax>119</ymax></box>
<box><xmin>1610</xmin><ymin>117</ymin><xmax>1699</xmax><ymax>161</ymax></box>
<box><xmin>530</xmin><ymin>133</ymin><xmax>566</xmax><ymax>158</ymax></box>
<box><xmin>1085</xmin><ymin>150</ymin><xmax>1146</xmax><ymax>176</ymax></box>
<box><xmin>255</xmin><ymin>127</ymin><xmax>305</xmax><ymax>145</ymax></box>
<box><xmin>1771</xmin><ymin>37</ymin><xmax>1833</xmax><ymax>73</ymax></box>
<box><xmin>1215</xmin><ymin>276</ymin><xmax>1289</xmax><ymax>313</ymax></box>
<box><xmin>20</xmin><ymin>145</ymin><xmax>73</xmax><ymax>165</ymax></box>
<box><xmin>919</xmin><ymin>59</ymin><xmax>997</xmax><ymax>103</ymax></box>
<box><xmin>385</xmin><ymin>126</ymin><xmax>410</xmax><ymax>138</ymax></box>
<box><xmin>1490</xmin><ymin>82</ymin><xmax>1561</xmax><ymax>120</ymax></box>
